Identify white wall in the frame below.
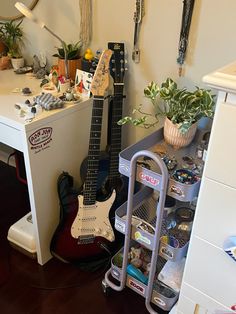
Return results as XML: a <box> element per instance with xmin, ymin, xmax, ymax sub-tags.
<box><xmin>17</xmin><ymin>0</ymin><xmax>236</xmax><ymax>147</ymax></box>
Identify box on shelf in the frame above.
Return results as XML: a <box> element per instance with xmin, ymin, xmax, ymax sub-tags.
<box><xmin>7</xmin><ymin>212</ymin><xmax>37</xmax><ymax>259</ymax></box>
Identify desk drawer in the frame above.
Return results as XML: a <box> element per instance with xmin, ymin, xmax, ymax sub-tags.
<box><xmin>193</xmin><ymin>177</ymin><xmax>236</xmax><ymax>248</ymax></box>
<box><xmin>183</xmin><ymin>236</ymin><xmax>236</xmax><ymax>308</ymax></box>
<box><xmin>0</xmin><ymin>123</ymin><xmax>23</xmax><ymax>151</ymax></box>
<box><xmin>178</xmin><ymin>283</ymin><xmax>234</xmax><ymax>314</ymax></box>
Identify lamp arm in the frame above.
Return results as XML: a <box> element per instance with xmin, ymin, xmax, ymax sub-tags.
<box><xmin>44</xmin><ymin>25</ymin><xmax>69</xmax><ymax>79</ymax></box>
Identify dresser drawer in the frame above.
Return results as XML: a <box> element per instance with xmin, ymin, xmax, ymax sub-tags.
<box><xmin>0</xmin><ymin>122</ymin><xmax>23</xmax><ymax>151</ymax></box>
<box><xmin>193</xmin><ymin>177</ymin><xmax>236</xmax><ymax>248</ymax></box>
<box><xmin>205</xmin><ymin>101</ymin><xmax>236</xmax><ymax>188</ymax></box>
<box><xmin>183</xmin><ymin>236</ymin><xmax>236</xmax><ymax>309</ymax></box>
<box><xmin>178</xmin><ymin>283</ymin><xmax>234</xmax><ymax>314</ymax></box>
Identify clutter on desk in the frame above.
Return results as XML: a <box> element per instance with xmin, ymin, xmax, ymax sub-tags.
<box><xmin>74</xmin><ymin>69</ymin><xmax>93</xmax><ymax>99</ymax></box>
<box><xmin>22</xmin><ymin>87</ymin><xmax>32</xmax><ymax>95</ymax></box>
<box><xmin>14</xmin><ymin>99</ymin><xmax>42</xmax><ymax>121</ymax></box>
<box><xmin>34</xmin><ymin>93</ymin><xmax>64</xmax><ymax>110</ymax></box>
<box><xmin>14</xmin><ymin>66</ymin><xmax>33</xmax><ymax>74</ymax></box>
<box><xmin>32</xmin><ymin>54</ymin><xmax>47</xmax><ymax>79</ymax></box>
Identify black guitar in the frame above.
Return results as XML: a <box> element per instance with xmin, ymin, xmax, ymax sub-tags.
<box><xmin>50</xmin><ymin>50</ymin><xmax>114</xmax><ymax>262</ymax></box>
<box><xmin>97</xmin><ymin>42</ymin><xmax>126</xmax><ymax>196</ymax></box>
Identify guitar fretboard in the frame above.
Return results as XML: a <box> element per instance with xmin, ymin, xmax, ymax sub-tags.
<box><xmin>84</xmin><ymin>97</ymin><xmax>104</xmax><ymax>205</ymax></box>
<box><xmin>108</xmin><ymin>84</ymin><xmax>124</xmax><ymax>186</ymax></box>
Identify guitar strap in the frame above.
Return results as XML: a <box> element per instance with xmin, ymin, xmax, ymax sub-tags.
<box><xmin>132</xmin><ymin>0</ymin><xmax>145</xmax><ymax>64</ymax></box>
<box><xmin>79</xmin><ymin>0</ymin><xmax>92</xmax><ymax>49</ymax></box>
<box><xmin>177</xmin><ymin>0</ymin><xmax>195</xmax><ymax>76</ymax></box>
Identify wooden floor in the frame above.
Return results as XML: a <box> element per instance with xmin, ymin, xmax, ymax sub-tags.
<box><xmin>0</xmin><ymin>161</ymin><xmax>169</xmax><ymax>314</ymax></box>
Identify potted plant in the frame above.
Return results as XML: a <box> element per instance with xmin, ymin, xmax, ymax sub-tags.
<box><xmin>53</xmin><ymin>41</ymin><xmax>82</xmax><ymax>81</ymax></box>
<box><xmin>0</xmin><ymin>20</ymin><xmax>24</xmax><ymax>70</ymax></box>
<box><xmin>118</xmin><ymin>78</ymin><xmax>215</xmax><ymax>148</ymax></box>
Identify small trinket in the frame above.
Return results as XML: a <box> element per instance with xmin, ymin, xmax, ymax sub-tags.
<box><xmin>172</xmin><ymin>169</ymin><xmax>198</xmax><ymax>185</ymax></box>
<box><xmin>182</xmin><ymin>155</ymin><xmax>194</xmax><ymax>165</ymax></box>
<box><xmin>162</xmin><ymin>155</ymin><xmax>177</xmax><ymax>171</ymax></box>
<box><xmin>65</xmin><ymin>89</ymin><xmax>74</xmax><ymax>101</ymax></box>
<box><xmin>22</xmin><ymin>87</ymin><xmax>32</xmax><ymax>95</ymax></box>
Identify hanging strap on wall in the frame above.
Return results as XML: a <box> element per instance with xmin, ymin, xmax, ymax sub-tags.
<box><xmin>177</xmin><ymin>0</ymin><xmax>195</xmax><ymax>76</ymax></box>
<box><xmin>79</xmin><ymin>0</ymin><xmax>92</xmax><ymax>49</ymax></box>
<box><xmin>132</xmin><ymin>0</ymin><xmax>145</xmax><ymax>64</ymax></box>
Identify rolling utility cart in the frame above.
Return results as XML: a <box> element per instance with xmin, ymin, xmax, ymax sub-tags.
<box><xmin>103</xmin><ymin>128</ymin><xmax>203</xmax><ymax>314</ymax></box>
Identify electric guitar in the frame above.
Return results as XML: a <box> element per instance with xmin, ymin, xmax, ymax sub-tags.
<box><xmin>50</xmin><ymin>49</ymin><xmax>114</xmax><ymax>262</ymax></box>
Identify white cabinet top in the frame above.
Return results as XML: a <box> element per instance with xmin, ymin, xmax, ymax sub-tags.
<box><xmin>203</xmin><ymin>61</ymin><xmax>236</xmax><ymax>93</ymax></box>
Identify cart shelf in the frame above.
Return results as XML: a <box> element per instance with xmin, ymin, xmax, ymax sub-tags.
<box><xmin>119</xmin><ymin>128</ymin><xmax>201</xmax><ymax>202</ymax></box>
<box><xmin>114</xmin><ymin>187</ymin><xmax>189</xmax><ymax>261</ymax></box>
<box><xmin>109</xmin><ymin>243</ymin><xmax>179</xmax><ymax>311</ymax></box>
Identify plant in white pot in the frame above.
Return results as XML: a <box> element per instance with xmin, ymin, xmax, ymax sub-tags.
<box><xmin>0</xmin><ymin>20</ymin><xmax>24</xmax><ymax>70</ymax></box>
<box><xmin>118</xmin><ymin>78</ymin><xmax>215</xmax><ymax>149</ymax></box>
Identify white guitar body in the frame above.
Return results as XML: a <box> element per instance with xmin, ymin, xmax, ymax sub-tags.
<box><xmin>71</xmin><ymin>190</ymin><xmax>116</xmax><ymax>244</ymax></box>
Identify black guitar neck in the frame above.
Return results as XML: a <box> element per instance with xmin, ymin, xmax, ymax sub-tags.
<box><xmin>107</xmin><ymin>84</ymin><xmax>124</xmax><ymax>186</ymax></box>
<box><xmin>84</xmin><ymin>97</ymin><xmax>104</xmax><ymax>205</ymax></box>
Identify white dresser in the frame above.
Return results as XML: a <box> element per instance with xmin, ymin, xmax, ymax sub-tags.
<box><xmin>177</xmin><ymin>61</ymin><xmax>236</xmax><ymax>314</ymax></box>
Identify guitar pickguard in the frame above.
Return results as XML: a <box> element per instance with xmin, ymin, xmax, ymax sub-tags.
<box><xmin>71</xmin><ymin>190</ymin><xmax>116</xmax><ymax>243</ymax></box>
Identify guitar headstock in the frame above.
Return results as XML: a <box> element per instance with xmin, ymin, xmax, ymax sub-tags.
<box><xmin>90</xmin><ymin>49</ymin><xmax>112</xmax><ymax>97</ymax></box>
<box><xmin>108</xmin><ymin>42</ymin><xmax>125</xmax><ymax>84</ymax></box>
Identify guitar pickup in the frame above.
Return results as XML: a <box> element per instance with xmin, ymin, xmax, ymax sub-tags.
<box><xmin>77</xmin><ymin>235</ymin><xmax>95</xmax><ymax>245</ymax></box>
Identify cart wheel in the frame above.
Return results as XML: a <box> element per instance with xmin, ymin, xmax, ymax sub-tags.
<box><xmin>102</xmin><ymin>279</ymin><xmax>111</xmax><ymax>296</ymax></box>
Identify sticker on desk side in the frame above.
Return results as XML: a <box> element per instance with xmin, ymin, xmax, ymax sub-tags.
<box><xmin>28</xmin><ymin>127</ymin><xmax>53</xmax><ymax>154</ymax></box>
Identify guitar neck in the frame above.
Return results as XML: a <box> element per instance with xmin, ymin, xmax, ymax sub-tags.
<box><xmin>108</xmin><ymin>83</ymin><xmax>124</xmax><ymax>181</ymax></box>
<box><xmin>84</xmin><ymin>97</ymin><xmax>104</xmax><ymax>205</ymax></box>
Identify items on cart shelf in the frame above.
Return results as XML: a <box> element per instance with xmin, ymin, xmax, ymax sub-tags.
<box><xmin>166</xmin><ymin>206</ymin><xmax>194</xmax><ymax>233</ymax></box>
<box><xmin>153</xmin><ymin>280</ymin><xmax>177</xmax><ymax>298</ymax></box>
<box><xmin>122</xmin><ymin>215</ymin><xmax>155</xmax><ymax>235</ymax></box>
<box><xmin>157</xmin><ymin>258</ymin><xmax>186</xmax><ymax>292</ymax></box>
<box><xmin>127</xmin><ymin>264</ymin><xmax>148</xmax><ymax>285</ymax></box>
<box><xmin>160</xmin><ymin>235</ymin><xmax>179</xmax><ymax>249</ymax></box>
<box><xmin>172</xmin><ymin>168</ymin><xmax>199</xmax><ymax>184</ymax></box>
<box><xmin>128</xmin><ymin>245</ymin><xmax>151</xmax><ymax>273</ymax></box>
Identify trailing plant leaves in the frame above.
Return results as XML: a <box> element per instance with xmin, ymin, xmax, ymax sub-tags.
<box><xmin>118</xmin><ymin>77</ymin><xmax>215</xmax><ymax>134</ymax></box>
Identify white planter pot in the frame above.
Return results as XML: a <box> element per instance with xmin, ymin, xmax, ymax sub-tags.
<box><xmin>11</xmin><ymin>57</ymin><xmax>24</xmax><ymax>70</ymax></box>
<box><xmin>164</xmin><ymin>117</ymin><xmax>197</xmax><ymax>149</ymax></box>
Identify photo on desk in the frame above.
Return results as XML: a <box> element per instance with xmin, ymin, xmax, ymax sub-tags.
<box><xmin>75</xmin><ymin>69</ymin><xmax>93</xmax><ymax>99</ymax></box>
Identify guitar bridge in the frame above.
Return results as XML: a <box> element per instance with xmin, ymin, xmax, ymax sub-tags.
<box><xmin>78</xmin><ymin>235</ymin><xmax>95</xmax><ymax>245</ymax></box>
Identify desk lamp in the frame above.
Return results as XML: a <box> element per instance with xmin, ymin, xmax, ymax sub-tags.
<box><xmin>15</xmin><ymin>2</ymin><xmax>69</xmax><ymax>79</ymax></box>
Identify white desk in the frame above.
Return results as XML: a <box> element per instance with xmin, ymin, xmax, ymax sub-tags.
<box><xmin>0</xmin><ymin>70</ymin><xmax>96</xmax><ymax>265</ymax></box>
